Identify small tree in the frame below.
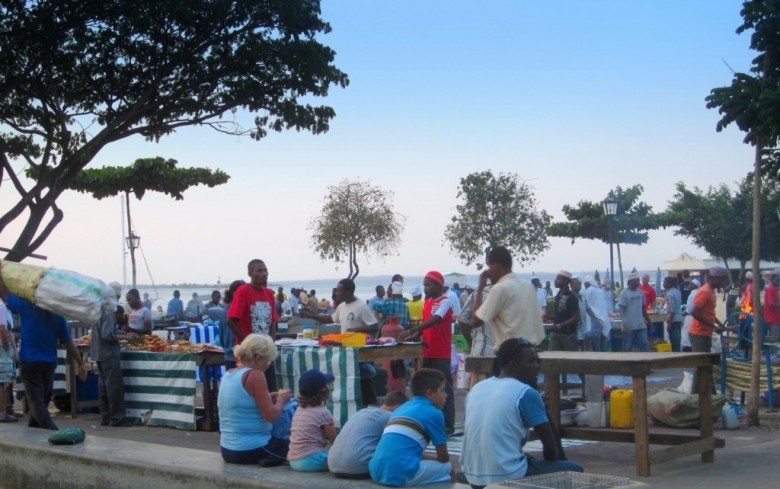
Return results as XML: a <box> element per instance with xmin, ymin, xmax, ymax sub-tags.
<box><xmin>67</xmin><ymin>157</ymin><xmax>229</xmax><ymax>286</ymax></box>
<box><xmin>309</xmin><ymin>179</ymin><xmax>404</xmax><ymax>279</ymax></box>
<box><xmin>548</xmin><ymin>184</ymin><xmax>663</xmax><ymax>285</ymax></box>
<box><xmin>445</xmin><ymin>170</ymin><xmax>551</xmax><ymax>270</ymax></box>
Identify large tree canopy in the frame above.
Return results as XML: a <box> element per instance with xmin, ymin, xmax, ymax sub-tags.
<box><xmin>0</xmin><ymin>0</ymin><xmax>348</xmax><ymax>261</ymax></box>
<box><xmin>666</xmin><ymin>175</ymin><xmax>780</xmax><ymax>272</ymax></box>
<box><xmin>444</xmin><ymin>170</ymin><xmax>551</xmax><ymax>270</ymax></box>
<box><xmin>309</xmin><ymin>179</ymin><xmax>405</xmax><ymax>280</ymax></box>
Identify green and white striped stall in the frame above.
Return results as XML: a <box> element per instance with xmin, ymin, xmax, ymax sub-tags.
<box><xmin>275</xmin><ymin>346</ymin><xmax>361</xmax><ymax>428</ymax></box>
<box><xmin>121</xmin><ymin>351</ymin><xmax>197</xmax><ymax>431</ymax></box>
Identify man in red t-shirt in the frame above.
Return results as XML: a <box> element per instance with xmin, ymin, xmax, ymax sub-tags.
<box><xmin>403</xmin><ymin>270</ymin><xmax>455</xmax><ymax>436</ymax></box>
<box><xmin>638</xmin><ymin>274</ymin><xmax>657</xmax><ymax>311</ymax></box>
<box><xmin>227</xmin><ymin>258</ymin><xmax>279</xmax><ymax>390</ymax></box>
<box><xmin>764</xmin><ymin>271</ymin><xmax>780</xmax><ymax>342</ymax></box>
<box><xmin>690</xmin><ymin>266</ymin><xmax>727</xmax><ymax>353</ymax></box>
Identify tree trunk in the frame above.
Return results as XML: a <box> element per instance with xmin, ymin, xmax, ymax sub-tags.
<box><xmin>748</xmin><ymin>143</ymin><xmax>764</xmax><ymax>427</ymax></box>
<box><xmin>3</xmin><ymin>190</ymin><xmax>63</xmax><ymax>262</ymax></box>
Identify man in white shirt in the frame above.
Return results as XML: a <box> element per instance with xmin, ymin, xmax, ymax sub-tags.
<box><xmin>531</xmin><ymin>278</ymin><xmax>548</xmax><ymax>318</ymax></box>
<box><xmin>583</xmin><ymin>276</ymin><xmax>610</xmax><ymax>351</ymax></box>
<box><xmin>299</xmin><ymin>278</ymin><xmax>379</xmax><ymax>406</ymax></box>
<box><xmin>471</xmin><ymin>246</ymin><xmax>545</xmax><ymax>348</ymax></box>
<box><xmin>443</xmin><ymin>281</ymin><xmax>462</xmax><ymax>317</ymax></box>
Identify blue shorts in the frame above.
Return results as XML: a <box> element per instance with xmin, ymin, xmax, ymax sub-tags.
<box><xmin>405</xmin><ymin>460</ymin><xmax>452</xmax><ymax>486</ymax></box>
<box><xmin>290</xmin><ymin>451</ymin><xmax>329</xmax><ymax>472</ymax></box>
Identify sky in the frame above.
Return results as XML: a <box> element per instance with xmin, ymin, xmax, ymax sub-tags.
<box><xmin>0</xmin><ymin>1</ymin><xmax>763</xmax><ymax>286</ymax></box>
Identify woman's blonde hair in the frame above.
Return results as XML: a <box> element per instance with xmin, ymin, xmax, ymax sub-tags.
<box><xmin>233</xmin><ymin>334</ymin><xmax>278</xmax><ymax>364</ymax></box>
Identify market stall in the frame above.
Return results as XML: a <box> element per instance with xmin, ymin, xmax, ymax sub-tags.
<box><xmin>275</xmin><ymin>342</ymin><xmax>424</xmax><ymax>428</ymax></box>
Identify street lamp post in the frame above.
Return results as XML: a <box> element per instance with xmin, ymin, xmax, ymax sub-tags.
<box><xmin>603</xmin><ymin>197</ymin><xmax>618</xmax><ymax>291</ymax></box>
<box><xmin>126</xmin><ymin>233</ymin><xmax>141</xmax><ymax>289</ymax></box>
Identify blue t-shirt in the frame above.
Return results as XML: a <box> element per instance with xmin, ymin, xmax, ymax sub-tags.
<box><xmin>461</xmin><ymin>377</ymin><xmax>549</xmax><ymax>486</ymax></box>
<box><xmin>7</xmin><ymin>294</ymin><xmax>71</xmax><ymax>363</ymax></box>
<box><xmin>369</xmin><ymin>396</ymin><xmax>447</xmax><ymax>486</ymax></box>
<box><xmin>167</xmin><ymin>298</ymin><xmax>184</xmax><ymax>320</ymax></box>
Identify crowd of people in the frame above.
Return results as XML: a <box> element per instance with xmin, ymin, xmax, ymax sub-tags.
<box><xmin>2</xmin><ymin>252</ymin><xmax>778</xmax><ymax>488</ymax></box>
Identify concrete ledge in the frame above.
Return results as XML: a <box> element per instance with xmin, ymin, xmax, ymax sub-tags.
<box><xmin>0</xmin><ymin>424</ymin><xmax>459</xmax><ymax>489</ymax></box>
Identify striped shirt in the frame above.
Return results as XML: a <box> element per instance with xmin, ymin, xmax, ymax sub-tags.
<box><xmin>288</xmin><ymin>406</ymin><xmax>334</xmax><ymax>461</ymax></box>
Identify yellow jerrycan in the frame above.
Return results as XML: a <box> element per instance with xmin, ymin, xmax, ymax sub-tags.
<box><xmin>609</xmin><ymin>389</ymin><xmax>635</xmax><ymax>428</ymax></box>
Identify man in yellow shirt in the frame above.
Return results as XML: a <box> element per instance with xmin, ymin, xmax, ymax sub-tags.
<box><xmin>406</xmin><ymin>286</ymin><xmax>424</xmax><ymax>325</ymax></box>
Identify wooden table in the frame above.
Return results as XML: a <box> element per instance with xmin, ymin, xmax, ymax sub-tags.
<box><xmin>466</xmin><ymin>351</ymin><xmax>722</xmax><ymax>477</ymax></box>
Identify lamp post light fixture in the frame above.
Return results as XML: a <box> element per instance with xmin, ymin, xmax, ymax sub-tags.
<box><xmin>603</xmin><ymin>197</ymin><xmax>618</xmax><ymax>291</ymax></box>
<box><xmin>126</xmin><ymin>233</ymin><xmax>140</xmax><ymax>289</ymax></box>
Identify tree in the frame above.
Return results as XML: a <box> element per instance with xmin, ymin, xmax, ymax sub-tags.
<box><xmin>444</xmin><ymin>170</ymin><xmax>551</xmax><ymax>270</ymax></box>
<box><xmin>65</xmin><ymin>157</ymin><xmax>229</xmax><ymax>287</ymax></box>
<box><xmin>705</xmin><ymin>0</ymin><xmax>780</xmax><ymax>425</ymax></box>
<box><xmin>0</xmin><ymin>0</ymin><xmax>348</xmax><ymax>261</ymax></box>
<box><xmin>309</xmin><ymin>179</ymin><xmax>404</xmax><ymax>280</ymax></box>
<box><xmin>665</xmin><ymin>176</ymin><xmax>780</xmax><ymax>279</ymax></box>
<box><xmin>548</xmin><ymin>185</ymin><xmax>663</xmax><ymax>285</ymax></box>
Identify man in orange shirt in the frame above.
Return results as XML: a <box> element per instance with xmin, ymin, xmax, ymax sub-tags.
<box><xmin>690</xmin><ymin>267</ymin><xmax>727</xmax><ymax>353</ymax></box>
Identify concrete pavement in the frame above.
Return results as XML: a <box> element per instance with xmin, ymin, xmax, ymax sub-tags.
<box><xmin>1</xmin><ymin>368</ymin><xmax>779</xmax><ymax>488</ymax></box>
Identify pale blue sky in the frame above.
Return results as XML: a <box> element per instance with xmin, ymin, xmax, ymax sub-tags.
<box><xmin>1</xmin><ymin>1</ymin><xmax>760</xmax><ymax>285</ymax></box>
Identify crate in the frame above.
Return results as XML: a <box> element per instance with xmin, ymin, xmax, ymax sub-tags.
<box><xmin>342</xmin><ymin>332</ymin><xmax>367</xmax><ymax>347</ymax></box>
<box><xmin>655</xmin><ymin>342</ymin><xmax>672</xmax><ymax>352</ymax></box>
<box><xmin>487</xmin><ymin>471</ymin><xmax>646</xmax><ymax>489</ymax></box>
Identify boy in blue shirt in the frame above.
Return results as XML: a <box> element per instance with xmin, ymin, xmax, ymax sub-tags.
<box><xmin>369</xmin><ymin>368</ymin><xmax>452</xmax><ymax>486</ymax></box>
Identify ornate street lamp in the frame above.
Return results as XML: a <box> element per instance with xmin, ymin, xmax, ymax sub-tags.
<box><xmin>603</xmin><ymin>197</ymin><xmax>618</xmax><ymax>290</ymax></box>
<box><xmin>126</xmin><ymin>232</ymin><xmax>141</xmax><ymax>289</ymax></box>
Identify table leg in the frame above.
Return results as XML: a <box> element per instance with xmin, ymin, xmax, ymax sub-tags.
<box><xmin>68</xmin><ymin>353</ymin><xmax>78</xmax><ymax>419</ymax></box>
<box><xmin>200</xmin><ymin>365</ymin><xmax>219</xmax><ymax>431</ymax></box>
<box><xmin>697</xmin><ymin>364</ymin><xmax>714</xmax><ymax>463</ymax></box>
<box><xmin>548</xmin><ymin>373</ymin><xmax>561</xmax><ymax>429</ymax></box>
<box><xmin>632</xmin><ymin>375</ymin><xmax>650</xmax><ymax>476</ymax></box>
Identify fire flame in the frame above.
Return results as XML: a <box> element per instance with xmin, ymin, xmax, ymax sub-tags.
<box><xmin>739</xmin><ymin>299</ymin><xmax>752</xmax><ymax>320</ymax></box>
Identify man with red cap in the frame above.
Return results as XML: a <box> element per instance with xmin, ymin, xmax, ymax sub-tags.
<box><xmin>402</xmin><ymin>270</ymin><xmax>456</xmax><ymax>436</ymax></box>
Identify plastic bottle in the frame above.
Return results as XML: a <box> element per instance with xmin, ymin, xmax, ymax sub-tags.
<box><xmin>303</xmin><ymin>325</ymin><xmax>314</xmax><ymax>340</ymax></box>
<box><xmin>610</xmin><ymin>389</ymin><xmax>635</xmax><ymax>428</ymax></box>
<box><xmin>722</xmin><ymin>404</ymin><xmax>739</xmax><ymax>430</ymax></box>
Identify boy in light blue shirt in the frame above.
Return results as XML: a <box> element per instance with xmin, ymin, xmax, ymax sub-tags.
<box><xmin>369</xmin><ymin>368</ymin><xmax>452</xmax><ymax>486</ymax></box>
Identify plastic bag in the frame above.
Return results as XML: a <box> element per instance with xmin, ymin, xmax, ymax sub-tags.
<box><xmin>48</xmin><ymin>428</ymin><xmax>86</xmax><ymax>445</ymax></box>
<box><xmin>0</xmin><ymin>261</ymin><xmax>48</xmax><ymax>302</ymax></box>
<box><xmin>647</xmin><ymin>389</ymin><xmax>725</xmax><ymax>428</ymax></box>
<box><xmin>34</xmin><ymin>268</ymin><xmax>116</xmax><ymax>325</ymax></box>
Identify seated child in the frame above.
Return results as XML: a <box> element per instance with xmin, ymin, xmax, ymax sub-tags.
<box><xmin>287</xmin><ymin>369</ymin><xmax>337</xmax><ymax>472</ymax></box>
<box><xmin>369</xmin><ymin>368</ymin><xmax>453</xmax><ymax>486</ymax></box>
<box><xmin>327</xmin><ymin>390</ymin><xmax>408</xmax><ymax>478</ymax></box>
